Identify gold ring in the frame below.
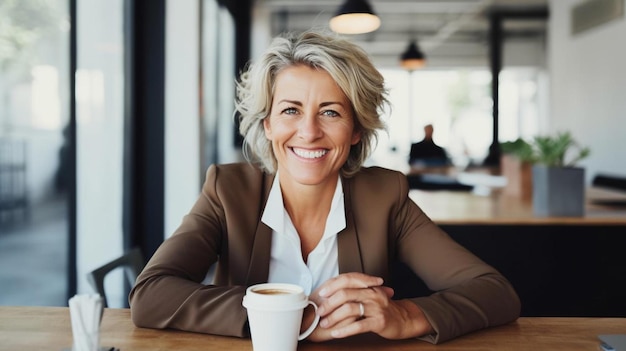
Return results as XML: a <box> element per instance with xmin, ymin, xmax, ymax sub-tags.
<box><xmin>359</xmin><ymin>302</ymin><xmax>365</xmax><ymax>318</ymax></box>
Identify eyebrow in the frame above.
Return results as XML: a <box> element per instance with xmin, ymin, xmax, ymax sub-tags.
<box><xmin>277</xmin><ymin>100</ymin><xmax>347</xmax><ymax>108</ymax></box>
<box><xmin>320</xmin><ymin>101</ymin><xmax>346</xmax><ymax>108</ymax></box>
<box><xmin>277</xmin><ymin>99</ymin><xmax>302</xmax><ymax>106</ymax></box>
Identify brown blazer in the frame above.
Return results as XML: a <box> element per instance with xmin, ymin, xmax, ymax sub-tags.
<box><xmin>129</xmin><ymin>163</ymin><xmax>520</xmax><ymax>344</ymax></box>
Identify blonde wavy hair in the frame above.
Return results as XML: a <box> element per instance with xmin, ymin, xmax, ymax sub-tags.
<box><xmin>235</xmin><ymin>29</ymin><xmax>389</xmax><ymax>177</ymax></box>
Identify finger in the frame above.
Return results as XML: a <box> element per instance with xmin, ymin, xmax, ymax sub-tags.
<box><xmin>319</xmin><ymin>301</ymin><xmax>360</xmax><ymax>329</ymax></box>
<box><xmin>329</xmin><ymin>318</ymin><xmax>371</xmax><ymax>339</ymax></box>
<box><xmin>318</xmin><ymin>273</ymin><xmax>384</xmax><ymax>298</ymax></box>
<box><xmin>319</xmin><ymin>286</ymin><xmax>384</xmax><ymax>319</ymax></box>
<box><xmin>376</xmin><ymin>286</ymin><xmax>395</xmax><ymax>299</ymax></box>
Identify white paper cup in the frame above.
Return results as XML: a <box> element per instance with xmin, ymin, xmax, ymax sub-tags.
<box><xmin>242</xmin><ymin>283</ymin><xmax>320</xmax><ymax>351</ymax></box>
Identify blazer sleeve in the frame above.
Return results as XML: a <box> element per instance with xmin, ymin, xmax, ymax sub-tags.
<box><xmin>129</xmin><ymin>164</ymin><xmax>249</xmax><ymax>337</ymax></box>
<box><xmin>391</xmin><ymin>172</ymin><xmax>521</xmax><ymax>343</ymax></box>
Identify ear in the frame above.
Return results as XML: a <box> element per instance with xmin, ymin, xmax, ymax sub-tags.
<box><xmin>263</xmin><ymin>118</ymin><xmax>272</xmax><ymax>139</ymax></box>
<box><xmin>351</xmin><ymin>130</ymin><xmax>362</xmax><ymax>145</ymax></box>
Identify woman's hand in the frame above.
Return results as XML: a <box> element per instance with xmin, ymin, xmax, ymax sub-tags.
<box><xmin>303</xmin><ymin>272</ymin><xmax>434</xmax><ymax>341</ymax></box>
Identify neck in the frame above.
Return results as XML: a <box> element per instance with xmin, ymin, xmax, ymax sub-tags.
<box><xmin>280</xmin><ymin>176</ymin><xmax>338</xmax><ymax>223</ymax></box>
<box><xmin>279</xmin><ymin>175</ymin><xmax>339</xmax><ymax>260</ymax></box>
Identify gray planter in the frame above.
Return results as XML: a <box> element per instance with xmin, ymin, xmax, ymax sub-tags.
<box><xmin>532</xmin><ymin>165</ymin><xmax>585</xmax><ymax>217</ymax></box>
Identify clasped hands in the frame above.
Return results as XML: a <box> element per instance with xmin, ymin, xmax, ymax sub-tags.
<box><xmin>302</xmin><ymin>272</ymin><xmax>433</xmax><ymax>342</ymax></box>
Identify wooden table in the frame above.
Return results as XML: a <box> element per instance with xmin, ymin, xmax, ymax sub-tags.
<box><xmin>1</xmin><ymin>306</ymin><xmax>624</xmax><ymax>350</ymax></box>
<box><xmin>409</xmin><ymin>187</ymin><xmax>626</xmax><ymax>225</ymax></box>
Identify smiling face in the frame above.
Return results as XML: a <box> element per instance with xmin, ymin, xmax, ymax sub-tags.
<box><xmin>263</xmin><ymin>64</ymin><xmax>361</xmax><ymax>189</ymax></box>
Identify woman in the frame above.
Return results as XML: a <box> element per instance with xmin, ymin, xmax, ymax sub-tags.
<box><xmin>129</xmin><ymin>30</ymin><xmax>520</xmax><ymax>344</ymax></box>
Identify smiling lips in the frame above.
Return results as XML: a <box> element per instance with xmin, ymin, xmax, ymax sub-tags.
<box><xmin>291</xmin><ymin>147</ymin><xmax>328</xmax><ymax>159</ymax></box>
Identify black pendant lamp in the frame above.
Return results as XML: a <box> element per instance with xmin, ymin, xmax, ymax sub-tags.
<box><xmin>329</xmin><ymin>0</ymin><xmax>381</xmax><ymax>35</ymax></box>
<box><xmin>400</xmin><ymin>40</ymin><xmax>426</xmax><ymax>70</ymax></box>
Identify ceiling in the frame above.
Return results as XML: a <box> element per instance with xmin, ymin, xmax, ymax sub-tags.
<box><xmin>254</xmin><ymin>0</ymin><xmax>549</xmax><ymax>68</ymax></box>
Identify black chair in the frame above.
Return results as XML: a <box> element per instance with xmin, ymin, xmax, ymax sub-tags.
<box><xmin>406</xmin><ymin>174</ymin><xmax>474</xmax><ymax>191</ymax></box>
<box><xmin>591</xmin><ymin>173</ymin><xmax>626</xmax><ymax>207</ymax></box>
<box><xmin>86</xmin><ymin>247</ymin><xmax>144</xmax><ymax>307</ymax></box>
<box><xmin>593</xmin><ymin>173</ymin><xmax>626</xmax><ymax>192</ymax></box>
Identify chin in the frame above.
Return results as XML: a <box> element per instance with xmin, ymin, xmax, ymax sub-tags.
<box><xmin>282</xmin><ymin>162</ymin><xmax>341</xmax><ymax>186</ymax></box>
<box><xmin>293</xmin><ymin>175</ymin><xmax>327</xmax><ymax>186</ymax></box>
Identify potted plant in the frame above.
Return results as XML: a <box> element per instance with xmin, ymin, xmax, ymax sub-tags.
<box><xmin>529</xmin><ymin>131</ymin><xmax>591</xmax><ymax>217</ymax></box>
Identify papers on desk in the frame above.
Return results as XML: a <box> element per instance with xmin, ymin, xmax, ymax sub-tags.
<box><xmin>456</xmin><ymin>172</ymin><xmax>507</xmax><ymax>196</ymax></box>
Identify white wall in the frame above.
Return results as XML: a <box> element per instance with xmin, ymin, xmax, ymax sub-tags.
<box><xmin>165</xmin><ymin>0</ymin><xmax>201</xmax><ymax>238</ymax></box>
<box><xmin>549</xmin><ymin>0</ymin><xmax>626</xmax><ymax>182</ymax></box>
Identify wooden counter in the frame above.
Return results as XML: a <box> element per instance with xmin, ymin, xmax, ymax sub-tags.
<box><xmin>398</xmin><ymin>185</ymin><xmax>626</xmax><ymax>318</ymax></box>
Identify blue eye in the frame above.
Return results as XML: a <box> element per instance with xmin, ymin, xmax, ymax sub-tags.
<box><xmin>282</xmin><ymin>107</ymin><xmax>297</xmax><ymax>115</ymax></box>
<box><xmin>322</xmin><ymin>110</ymin><xmax>339</xmax><ymax>117</ymax></box>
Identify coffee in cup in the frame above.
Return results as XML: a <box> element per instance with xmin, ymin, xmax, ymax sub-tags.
<box><xmin>254</xmin><ymin>288</ymin><xmax>291</xmax><ymax>295</ymax></box>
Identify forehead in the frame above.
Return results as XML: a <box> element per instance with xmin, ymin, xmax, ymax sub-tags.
<box><xmin>272</xmin><ymin>65</ymin><xmax>346</xmax><ymax>99</ymax></box>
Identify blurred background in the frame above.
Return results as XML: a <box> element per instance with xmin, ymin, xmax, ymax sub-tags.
<box><xmin>1</xmin><ymin>0</ymin><xmax>625</xmax><ymax>309</ymax></box>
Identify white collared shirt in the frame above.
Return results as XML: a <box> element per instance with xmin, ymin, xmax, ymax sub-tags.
<box><xmin>261</xmin><ymin>173</ymin><xmax>344</xmax><ymax>295</ymax></box>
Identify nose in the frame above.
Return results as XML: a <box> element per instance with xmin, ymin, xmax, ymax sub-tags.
<box><xmin>298</xmin><ymin>112</ymin><xmax>323</xmax><ymax>141</ymax></box>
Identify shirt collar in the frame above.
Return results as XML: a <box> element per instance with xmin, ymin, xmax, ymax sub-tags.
<box><xmin>261</xmin><ymin>172</ymin><xmax>346</xmax><ymax>235</ymax></box>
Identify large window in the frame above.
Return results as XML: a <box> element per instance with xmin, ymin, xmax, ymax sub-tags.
<box><xmin>1</xmin><ymin>0</ymin><xmax>237</xmax><ymax>308</ymax></box>
<box><xmin>0</xmin><ymin>0</ymin><xmax>70</xmax><ymax>306</ymax></box>
<box><xmin>368</xmin><ymin>67</ymin><xmax>546</xmax><ymax>172</ymax></box>
<box><xmin>201</xmin><ymin>0</ymin><xmax>237</xmax><ymax>170</ymax></box>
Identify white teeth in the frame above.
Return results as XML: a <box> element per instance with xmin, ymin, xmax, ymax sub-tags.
<box><xmin>293</xmin><ymin>148</ymin><xmax>328</xmax><ymax>159</ymax></box>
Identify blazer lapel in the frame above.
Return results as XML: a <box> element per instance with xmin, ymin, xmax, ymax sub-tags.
<box><xmin>245</xmin><ymin>173</ymin><xmax>275</xmax><ymax>286</ymax></box>
<box><xmin>338</xmin><ymin>176</ymin><xmax>364</xmax><ymax>274</ymax></box>
<box><xmin>246</xmin><ymin>222</ymin><xmax>273</xmax><ymax>285</ymax></box>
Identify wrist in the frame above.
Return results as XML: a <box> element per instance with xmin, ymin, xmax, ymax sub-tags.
<box><xmin>398</xmin><ymin>300</ymin><xmax>434</xmax><ymax>338</ymax></box>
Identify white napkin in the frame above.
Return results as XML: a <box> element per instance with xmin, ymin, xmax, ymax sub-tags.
<box><xmin>69</xmin><ymin>294</ymin><xmax>103</xmax><ymax>351</ymax></box>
